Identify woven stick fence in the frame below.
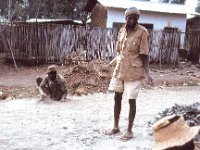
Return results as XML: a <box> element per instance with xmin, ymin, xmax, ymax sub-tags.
<box><xmin>184</xmin><ymin>31</ymin><xmax>200</xmax><ymax>63</ymax></box>
<box><xmin>0</xmin><ymin>23</ymin><xmax>118</xmax><ymax>65</ymax></box>
<box><xmin>149</xmin><ymin>27</ymin><xmax>181</xmax><ymax>67</ymax></box>
<box><xmin>0</xmin><ymin>23</ymin><xmax>197</xmax><ymax>66</ymax></box>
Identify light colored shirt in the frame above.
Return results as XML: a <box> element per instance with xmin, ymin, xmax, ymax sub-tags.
<box><xmin>111</xmin><ymin>24</ymin><xmax>149</xmax><ymax>81</ymax></box>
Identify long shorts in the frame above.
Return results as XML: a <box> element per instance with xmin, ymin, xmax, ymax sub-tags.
<box><xmin>108</xmin><ymin>76</ymin><xmax>142</xmax><ymax>99</ymax></box>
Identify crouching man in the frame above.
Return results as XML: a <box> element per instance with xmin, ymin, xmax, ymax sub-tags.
<box><xmin>36</xmin><ymin>65</ymin><xmax>68</xmax><ymax>101</ymax></box>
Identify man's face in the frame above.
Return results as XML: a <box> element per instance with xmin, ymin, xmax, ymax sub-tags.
<box><xmin>48</xmin><ymin>71</ymin><xmax>57</xmax><ymax>81</ymax></box>
<box><xmin>126</xmin><ymin>14</ymin><xmax>139</xmax><ymax>30</ymax></box>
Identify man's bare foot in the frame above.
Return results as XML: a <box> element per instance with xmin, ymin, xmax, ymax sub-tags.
<box><xmin>120</xmin><ymin>131</ymin><xmax>133</xmax><ymax>142</ymax></box>
<box><xmin>105</xmin><ymin>128</ymin><xmax>120</xmax><ymax>135</ymax></box>
<box><xmin>38</xmin><ymin>94</ymin><xmax>49</xmax><ymax>101</ymax></box>
<box><xmin>60</xmin><ymin>98</ymin><xmax>71</xmax><ymax>102</ymax></box>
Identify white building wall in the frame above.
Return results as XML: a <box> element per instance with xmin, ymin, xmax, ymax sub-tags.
<box><xmin>107</xmin><ymin>8</ymin><xmax>187</xmax><ymax>32</ymax></box>
<box><xmin>107</xmin><ymin>9</ymin><xmax>126</xmax><ymax>26</ymax></box>
<box><xmin>140</xmin><ymin>11</ymin><xmax>186</xmax><ymax>31</ymax></box>
<box><xmin>150</xmin><ymin>0</ymin><xmax>160</xmax><ymax>2</ymax></box>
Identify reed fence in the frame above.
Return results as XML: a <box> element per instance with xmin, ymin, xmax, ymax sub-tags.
<box><xmin>184</xmin><ymin>32</ymin><xmax>200</xmax><ymax>63</ymax></box>
<box><xmin>0</xmin><ymin>23</ymin><xmax>199</xmax><ymax>66</ymax></box>
<box><xmin>149</xmin><ymin>27</ymin><xmax>181</xmax><ymax>66</ymax></box>
<box><xmin>0</xmin><ymin>23</ymin><xmax>118</xmax><ymax>65</ymax></box>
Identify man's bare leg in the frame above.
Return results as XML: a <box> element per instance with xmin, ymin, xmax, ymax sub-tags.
<box><xmin>120</xmin><ymin>99</ymin><xmax>136</xmax><ymax>141</ymax></box>
<box><xmin>105</xmin><ymin>92</ymin><xmax>122</xmax><ymax>135</ymax></box>
<box><xmin>36</xmin><ymin>76</ymin><xmax>49</xmax><ymax>100</ymax></box>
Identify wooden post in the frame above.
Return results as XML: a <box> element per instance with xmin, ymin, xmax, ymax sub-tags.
<box><xmin>6</xmin><ymin>37</ymin><xmax>18</xmax><ymax>70</ymax></box>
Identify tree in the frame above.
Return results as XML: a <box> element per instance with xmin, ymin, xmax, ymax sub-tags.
<box><xmin>195</xmin><ymin>0</ymin><xmax>200</xmax><ymax>13</ymax></box>
<box><xmin>0</xmin><ymin>0</ymin><xmax>24</xmax><ymax>20</ymax></box>
<box><xmin>0</xmin><ymin>0</ymin><xmax>8</xmax><ymax>17</ymax></box>
<box><xmin>159</xmin><ymin>0</ymin><xmax>186</xmax><ymax>4</ymax></box>
<box><xmin>0</xmin><ymin>0</ymin><xmax>86</xmax><ymax>21</ymax></box>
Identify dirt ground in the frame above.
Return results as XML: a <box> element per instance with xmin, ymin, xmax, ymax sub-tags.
<box><xmin>1</xmin><ymin>60</ymin><xmax>200</xmax><ymax>99</ymax></box>
<box><xmin>0</xmin><ymin>87</ymin><xmax>200</xmax><ymax>150</ymax></box>
<box><xmin>0</xmin><ymin>61</ymin><xmax>200</xmax><ymax>150</ymax></box>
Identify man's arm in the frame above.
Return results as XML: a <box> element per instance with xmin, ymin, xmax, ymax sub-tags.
<box><xmin>38</xmin><ymin>86</ymin><xmax>48</xmax><ymax>97</ymax></box>
<box><xmin>140</xmin><ymin>54</ymin><xmax>154</xmax><ymax>86</ymax></box>
<box><xmin>38</xmin><ymin>76</ymin><xmax>49</xmax><ymax>100</ymax></box>
<box><xmin>37</xmin><ymin>86</ymin><xmax>49</xmax><ymax>101</ymax></box>
<box><xmin>40</xmin><ymin>76</ymin><xmax>48</xmax><ymax>91</ymax></box>
<box><xmin>108</xmin><ymin>56</ymin><xmax>117</xmax><ymax>67</ymax></box>
<box><xmin>60</xmin><ymin>76</ymin><xmax>68</xmax><ymax>101</ymax></box>
<box><xmin>101</xmin><ymin>53</ymin><xmax>119</xmax><ymax>71</ymax></box>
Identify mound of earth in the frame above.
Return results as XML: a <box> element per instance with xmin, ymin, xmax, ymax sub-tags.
<box><xmin>61</xmin><ymin>62</ymin><xmax>111</xmax><ymax>95</ymax></box>
<box><xmin>1</xmin><ymin>60</ymin><xmax>200</xmax><ymax>99</ymax></box>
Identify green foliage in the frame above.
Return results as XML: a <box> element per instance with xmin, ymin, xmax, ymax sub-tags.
<box><xmin>159</xmin><ymin>0</ymin><xmax>186</xmax><ymax>4</ymax></box>
<box><xmin>195</xmin><ymin>0</ymin><xmax>200</xmax><ymax>13</ymax></box>
<box><xmin>0</xmin><ymin>0</ymin><xmax>85</xmax><ymax>21</ymax></box>
<box><xmin>0</xmin><ymin>0</ymin><xmax>24</xmax><ymax>20</ymax></box>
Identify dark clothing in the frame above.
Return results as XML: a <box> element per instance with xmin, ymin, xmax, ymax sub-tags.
<box><xmin>39</xmin><ymin>74</ymin><xmax>67</xmax><ymax>101</ymax></box>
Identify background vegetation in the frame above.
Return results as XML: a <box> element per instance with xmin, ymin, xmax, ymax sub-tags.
<box><xmin>0</xmin><ymin>0</ymin><xmax>86</xmax><ymax>21</ymax></box>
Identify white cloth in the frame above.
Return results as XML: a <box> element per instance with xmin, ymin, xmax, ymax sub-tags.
<box><xmin>108</xmin><ymin>76</ymin><xmax>141</xmax><ymax>99</ymax></box>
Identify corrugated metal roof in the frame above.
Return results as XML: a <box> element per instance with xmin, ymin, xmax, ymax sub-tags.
<box><xmin>25</xmin><ymin>18</ymin><xmax>85</xmax><ymax>25</ymax></box>
<box><xmin>98</xmin><ymin>0</ymin><xmax>196</xmax><ymax>15</ymax></box>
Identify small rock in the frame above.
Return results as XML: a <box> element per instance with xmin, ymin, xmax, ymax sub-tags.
<box><xmin>162</xmin><ymin>81</ymin><xmax>167</xmax><ymax>86</ymax></box>
<box><xmin>180</xmin><ymin>61</ymin><xmax>186</xmax><ymax>64</ymax></box>
<box><xmin>88</xmin><ymin>79</ymin><xmax>96</xmax><ymax>85</ymax></box>
<box><xmin>186</xmin><ymin>120</ymin><xmax>195</xmax><ymax>126</ymax></box>
<box><xmin>171</xmin><ymin>69</ymin><xmax>177</xmax><ymax>72</ymax></box>
<box><xmin>63</xmin><ymin>126</ymin><xmax>68</xmax><ymax>130</ymax></box>
<box><xmin>178</xmin><ymin>72</ymin><xmax>184</xmax><ymax>76</ymax></box>
<box><xmin>195</xmin><ymin>64</ymin><xmax>200</xmax><ymax>68</ymax></box>
<box><xmin>183</xmin><ymin>83</ymin><xmax>188</xmax><ymax>86</ymax></box>
<box><xmin>190</xmin><ymin>74</ymin><xmax>197</xmax><ymax>77</ymax></box>
<box><xmin>186</xmin><ymin>71</ymin><xmax>194</xmax><ymax>74</ymax></box>
<box><xmin>0</xmin><ymin>92</ymin><xmax>8</xmax><ymax>100</ymax></box>
<box><xmin>151</xmin><ymin>69</ymin><xmax>157</xmax><ymax>72</ymax></box>
<box><xmin>75</xmin><ymin>87</ymin><xmax>88</xmax><ymax>95</ymax></box>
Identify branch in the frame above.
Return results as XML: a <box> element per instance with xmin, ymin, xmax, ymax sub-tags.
<box><xmin>36</xmin><ymin>0</ymin><xmax>42</xmax><ymax>22</ymax></box>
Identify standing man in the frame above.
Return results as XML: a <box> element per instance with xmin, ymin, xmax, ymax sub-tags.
<box><xmin>36</xmin><ymin>65</ymin><xmax>68</xmax><ymax>101</ymax></box>
<box><xmin>104</xmin><ymin>7</ymin><xmax>153</xmax><ymax>141</ymax></box>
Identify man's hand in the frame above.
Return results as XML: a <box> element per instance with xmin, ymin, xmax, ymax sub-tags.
<box><xmin>60</xmin><ymin>93</ymin><xmax>67</xmax><ymax>102</ymax></box>
<box><xmin>140</xmin><ymin>54</ymin><xmax>154</xmax><ymax>86</ymax></box>
<box><xmin>101</xmin><ymin>64</ymin><xmax>111</xmax><ymax>72</ymax></box>
<box><xmin>40</xmin><ymin>93</ymin><xmax>48</xmax><ymax>101</ymax></box>
<box><xmin>60</xmin><ymin>98</ymin><xmax>66</xmax><ymax>102</ymax></box>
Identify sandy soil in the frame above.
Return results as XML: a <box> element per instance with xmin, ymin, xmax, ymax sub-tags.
<box><xmin>0</xmin><ymin>61</ymin><xmax>200</xmax><ymax>149</ymax></box>
<box><xmin>0</xmin><ymin>87</ymin><xmax>200</xmax><ymax>150</ymax></box>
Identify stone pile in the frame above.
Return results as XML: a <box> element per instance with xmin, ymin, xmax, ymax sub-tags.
<box><xmin>149</xmin><ymin>102</ymin><xmax>200</xmax><ymax>141</ymax></box>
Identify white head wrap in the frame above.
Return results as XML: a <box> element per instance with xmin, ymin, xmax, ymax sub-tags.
<box><xmin>125</xmin><ymin>7</ymin><xmax>140</xmax><ymax>17</ymax></box>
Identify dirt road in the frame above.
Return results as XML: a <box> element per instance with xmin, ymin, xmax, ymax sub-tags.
<box><xmin>0</xmin><ymin>86</ymin><xmax>199</xmax><ymax>150</ymax></box>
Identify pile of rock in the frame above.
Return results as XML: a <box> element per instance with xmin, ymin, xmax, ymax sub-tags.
<box><xmin>149</xmin><ymin>102</ymin><xmax>200</xmax><ymax>141</ymax></box>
